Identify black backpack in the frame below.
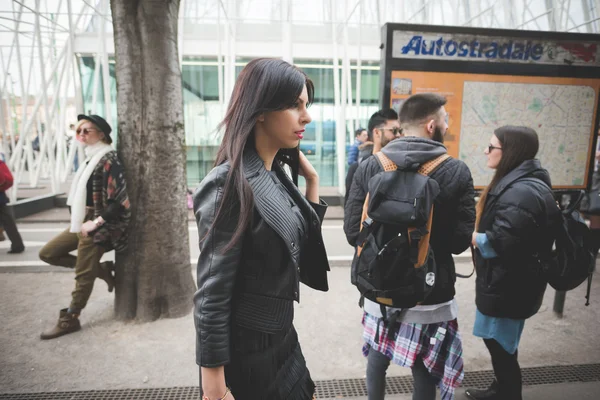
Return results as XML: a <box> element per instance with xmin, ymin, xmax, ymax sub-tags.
<box><xmin>527</xmin><ymin>179</ymin><xmax>595</xmax><ymax>305</ymax></box>
<box><xmin>546</xmin><ymin>191</ymin><xmax>594</xmax><ymax>305</ymax></box>
<box><xmin>351</xmin><ymin>152</ymin><xmax>450</xmax><ymax>309</ymax></box>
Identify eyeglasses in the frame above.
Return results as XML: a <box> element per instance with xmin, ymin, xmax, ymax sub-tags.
<box><xmin>76</xmin><ymin>128</ymin><xmax>98</xmax><ymax>135</ymax></box>
<box><xmin>380</xmin><ymin>127</ymin><xmax>403</xmax><ymax>136</ymax></box>
<box><xmin>487</xmin><ymin>144</ymin><xmax>502</xmax><ymax>153</ymax></box>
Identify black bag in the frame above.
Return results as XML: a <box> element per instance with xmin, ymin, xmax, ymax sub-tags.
<box><xmin>539</xmin><ymin>188</ymin><xmax>595</xmax><ymax>305</ymax></box>
<box><xmin>351</xmin><ymin>152</ymin><xmax>449</xmax><ymax>309</ymax></box>
<box><xmin>580</xmin><ymin>171</ymin><xmax>600</xmax><ymax>215</ymax></box>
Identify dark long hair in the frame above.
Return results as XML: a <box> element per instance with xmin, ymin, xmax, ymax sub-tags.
<box><xmin>211</xmin><ymin>58</ymin><xmax>314</xmax><ymax>250</ymax></box>
<box><xmin>476</xmin><ymin>125</ymin><xmax>539</xmax><ymax>228</ymax></box>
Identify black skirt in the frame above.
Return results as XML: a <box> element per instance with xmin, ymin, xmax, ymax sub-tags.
<box><xmin>224</xmin><ymin>325</ymin><xmax>315</xmax><ymax>400</ymax></box>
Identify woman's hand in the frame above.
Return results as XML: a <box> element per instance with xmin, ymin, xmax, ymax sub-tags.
<box><xmin>298</xmin><ymin>150</ymin><xmax>318</xmax><ymax>183</ymax></box>
<box><xmin>201</xmin><ymin>367</ymin><xmax>234</xmax><ymax>400</ymax></box>
<box><xmin>80</xmin><ymin>220</ymin><xmax>97</xmax><ymax>237</ymax></box>
<box><xmin>299</xmin><ymin>151</ymin><xmax>319</xmax><ymax>203</ymax></box>
<box><xmin>471</xmin><ymin>231</ymin><xmax>478</xmax><ymax>248</ymax></box>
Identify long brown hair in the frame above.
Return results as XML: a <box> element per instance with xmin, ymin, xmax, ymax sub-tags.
<box><xmin>475</xmin><ymin>125</ymin><xmax>540</xmax><ymax>229</ymax></box>
<box><xmin>211</xmin><ymin>58</ymin><xmax>314</xmax><ymax>250</ymax></box>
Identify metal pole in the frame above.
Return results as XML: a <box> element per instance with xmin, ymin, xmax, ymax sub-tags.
<box><xmin>355</xmin><ymin>0</ymin><xmax>362</xmax><ymax>123</ymax></box>
<box><xmin>282</xmin><ymin>0</ymin><xmax>292</xmax><ymax>63</ymax></box>
<box><xmin>553</xmin><ymin>290</ymin><xmax>567</xmax><ymax>317</ymax></box>
<box><xmin>334</xmin><ymin>0</ymin><xmax>346</xmax><ymax>196</ymax></box>
<box><xmin>343</xmin><ymin>1</ymin><xmax>353</xmax><ymax>134</ymax></box>
<box><xmin>217</xmin><ymin>4</ymin><xmax>224</xmax><ymax>107</ymax></box>
<box><xmin>100</xmin><ymin>0</ymin><xmax>112</xmax><ymax>123</ymax></box>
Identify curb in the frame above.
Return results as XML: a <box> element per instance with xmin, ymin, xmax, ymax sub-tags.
<box><xmin>0</xmin><ymin>256</ymin><xmax>474</xmax><ymax>273</ymax></box>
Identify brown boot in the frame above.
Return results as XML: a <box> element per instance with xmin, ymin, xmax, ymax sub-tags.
<box><xmin>98</xmin><ymin>261</ymin><xmax>115</xmax><ymax>292</ymax></box>
<box><xmin>40</xmin><ymin>308</ymin><xmax>81</xmax><ymax>340</ymax></box>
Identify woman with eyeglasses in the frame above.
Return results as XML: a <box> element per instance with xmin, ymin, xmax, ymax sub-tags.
<box><xmin>465</xmin><ymin>126</ymin><xmax>559</xmax><ymax>400</ymax></box>
<box><xmin>38</xmin><ymin>114</ymin><xmax>131</xmax><ymax>340</ymax></box>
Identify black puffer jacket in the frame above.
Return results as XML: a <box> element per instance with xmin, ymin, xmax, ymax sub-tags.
<box><xmin>475</xmin><ymin>159</ymin><xmax>560</xmax><ymax>319</ymax></box>
<box><xmin>344</xmin><ymin>137</ymin><xmax>476</xmax><ymax>305</ymax></box>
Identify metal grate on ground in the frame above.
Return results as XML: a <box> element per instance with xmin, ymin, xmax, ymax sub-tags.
<box><xmin>1</xmin><ymin>363</ymin><xmax>599</xmax><ymax>399</ymax></box>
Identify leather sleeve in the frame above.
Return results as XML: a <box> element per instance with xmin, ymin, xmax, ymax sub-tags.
<box><xmin>193</xmin><ymin>165</ymin><xmax>242</xmax><ymax>367</ymax></box>
<box><xmin>449</xmin><ymin>162</ymin><xmax>476</xmax><ymax>254</ymax></box>
<box><xmin>309</xmin><ymin>199</ymin><xmax>327</xmax><ymax>223</ymax></box>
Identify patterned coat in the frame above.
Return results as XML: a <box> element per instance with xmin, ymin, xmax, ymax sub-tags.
<box><xmin>91</xmin><ymin>151</ymin><xmax>131</xmax><ymax>252</ymax></box>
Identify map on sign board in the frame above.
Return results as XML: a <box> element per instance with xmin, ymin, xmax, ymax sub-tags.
<box><xmin>461</xmin><ymin>82</ymin><xmax>596</xmax><ymax>187</ymax></box>
<box><xmin>389</xmin><ymin>71</ymin><xmax>600</xmax><ymax>188</ymax></box>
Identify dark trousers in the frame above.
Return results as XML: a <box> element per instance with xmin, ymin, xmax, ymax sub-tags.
<box><xmin>484</xmin><ymin>339</ymin><xmax>522</xmax><ymax>400</ymax></box>
<box><xmin>0</xmin><ymin>203</ymin><xmax>24</xmax><ymax>251</ymax></box>
<box><xmin>366</xmin><ymin>347</ymin><xmax>439</xmax><ymax>400</ymax></box>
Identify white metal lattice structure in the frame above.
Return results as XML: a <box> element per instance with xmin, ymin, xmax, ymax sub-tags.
<box><xmin>2</xmin><ymin>0</ymin><xmax>600</xmax><ymax>200</ymax></box>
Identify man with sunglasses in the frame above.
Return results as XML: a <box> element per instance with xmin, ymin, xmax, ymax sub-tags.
<box><xmin>344</xmin><ymin>93</ymin><xmax>475</xmax><ymax>400</ymax></box>
<box><xmin>344</xmin><ymin>109</ymin><xmax>400</xmax><ymax>203</ymax></box>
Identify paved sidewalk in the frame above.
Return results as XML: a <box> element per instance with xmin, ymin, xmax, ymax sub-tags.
<box><xmin>352</xmin><ymin>382</ymin><xmax>600</xmax><ymax>399</ymax></box>
<box><xmin>1</xmin><ymin>264</ymin><xmax>599</xmax><ymax>396</ymax></box>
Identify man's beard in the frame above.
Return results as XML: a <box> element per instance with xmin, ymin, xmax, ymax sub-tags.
<box><xmin>432</xmin><ymin>125</ymin><xmax>445</xmax><ymax>143</ymax></box>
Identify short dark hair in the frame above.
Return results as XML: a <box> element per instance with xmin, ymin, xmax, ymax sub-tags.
<box><xmin>368</xmin><ymin>109</ymin><xmax>398</xmax><ymax>140</ymax></box>
<box><xmin>355</xmin><ymin>128</ymin><xmax>366</xmax><ymax>137</ymax></box>
<box><xmin>399</xmin><ymin>93</ymin><xmax>447</xmax><ymax>126</ymax></box>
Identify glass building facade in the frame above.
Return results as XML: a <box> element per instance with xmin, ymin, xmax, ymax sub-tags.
<box><xmin>5</xmin><ymin>0</ymin><xmax>599</xmax><ymax>199</ymax></box>
<box><xmin>78</xmin><ymin>56</ymin><xmax>381</xmax><ymax>188</ymax></box>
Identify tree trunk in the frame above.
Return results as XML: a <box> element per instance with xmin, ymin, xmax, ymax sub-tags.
<box><xmin>110</xmin><ymin>0</ymin><xmax>195</xmax><ymax>321</ymax></box>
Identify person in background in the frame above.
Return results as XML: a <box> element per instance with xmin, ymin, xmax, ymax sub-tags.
<box><xmin>66</xmin><ymin>123</ymin><xmax>80</xmax><ymax>171</ymax></box>
<box><xmin>344</xmin><ymin>109</ymin><xmax>399</xmax><ymax>204</ymax></box>
<box><xmin>0</xmin><ymin>156</ymin><xmax>25</xmax><ymax>254</ymax></box>
<box><xmin>466</xmin><ymin>126</ymin><xmax>559</xmax><ymax>400</ymax></box>
<box><xmin>38</xmin><ymin>115</ymin><xmax>131</xmax><ymax>340</ymax></box>
<box><xmin>348</xmin><ymin>127</ymin><xmax>368</xmax><ymax>165</ymax></box>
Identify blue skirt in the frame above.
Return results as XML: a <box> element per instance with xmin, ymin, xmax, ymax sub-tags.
<box><xmin>473</xmin><ymin>309</ymin><xmax>525</xmax><ymax>354</ymax></box>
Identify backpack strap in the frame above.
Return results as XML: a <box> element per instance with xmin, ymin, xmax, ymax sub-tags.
<box><xmin>375</xmin><ymin>152</ymin><xmax>398</xmax><ymax>172</ymax></box>
<box><xmin>356</xmin><ymin>152</ymin><xmax>399</xmax><ymax>255</ymax></box>
<box><xmin>410</xmin><ymin>154</ymin><xmax>451</xmax><ymax>267</ymax></box>
<box><xmin>419</xmin><ymin>154</ymin><xmax>451</xmax><ymax>176</ymax></box>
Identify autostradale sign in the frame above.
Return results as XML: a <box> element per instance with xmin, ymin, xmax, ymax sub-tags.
<box><xmin>392</xmin><ymin>31</ymin><xmax>600</xmax><ymax>67</ymax></box>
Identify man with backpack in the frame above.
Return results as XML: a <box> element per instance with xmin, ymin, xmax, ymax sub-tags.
<box><xmin>344</xmin><ymin>93</ymin><xmax>475</xmax><ymax>400</ymax></box>
<box><xmin>0</xmin><ymin>157</ymin><xmax>25</xmax><ymax>254</ymax></box>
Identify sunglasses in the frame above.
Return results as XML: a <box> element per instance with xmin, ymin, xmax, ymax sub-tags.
<box><xmin>380</xmin><ymin>127</ymin><xmax>403</xmax><ymax>136</ymax></box>
<box><xmin>76</xmin><ymin>128</ymin><xmax>98</xmax><ymax>135</ymax></box>
<box><xmin>487</xmin><ymin>144</ymin><xmax>502</xmax><ymax>153</ymax></box>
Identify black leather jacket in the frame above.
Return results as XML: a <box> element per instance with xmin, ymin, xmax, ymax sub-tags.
<box><xmin>193</xmin><ymin>149</ymin><xmax>330</xmax><ymax>367</ymax></box>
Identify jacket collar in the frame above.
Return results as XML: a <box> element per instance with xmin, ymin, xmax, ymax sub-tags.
<box><xmin>242</xmin><ymin>148</ymin><xmax>319</xmax><ymax>263</ymax></box>
<box><xmin>490</xmin><ymin>159</ymin><xmax>546</xmax><ymax>196</ymax></box>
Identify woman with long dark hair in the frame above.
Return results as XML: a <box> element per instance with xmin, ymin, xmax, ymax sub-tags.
<box><xmin>193</xmin><ymin>58</ymin><xmax>330</xmax><ymax>400</ymax></box>
<box><xmin>465</xmin><ymin>126</ymin><xmax>559</xmax><ymax>400</ymax></box>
